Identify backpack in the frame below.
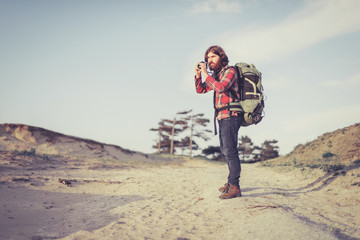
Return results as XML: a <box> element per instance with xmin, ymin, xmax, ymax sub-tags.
<box><xmin>217</xmin><ymin>62</ymin><xmax>265</xmax><ymax>127</ymax></box>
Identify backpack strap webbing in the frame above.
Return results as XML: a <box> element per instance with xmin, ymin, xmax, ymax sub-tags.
<box><xmin>212</xmin><ymin>72</ymin><xmax>219</xmax><ymax>135</ymax></box>
<box><xmin>213</xmin><ymin>92</ymin><xmax>218</xmax><ymax>135</ymax></box>
<box><xmin>216</xmin><ymin>102</ymin><xmax>243</xmax><ymax>112</ymax></box>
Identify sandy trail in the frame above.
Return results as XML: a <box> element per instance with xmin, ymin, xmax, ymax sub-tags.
<box><xmin>1</xmin><ymin>158</ymin><xmax>359</xmax><ymax>240</ymax></box>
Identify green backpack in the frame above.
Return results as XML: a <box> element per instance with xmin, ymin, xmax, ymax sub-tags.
<box><xmin>218</xmin><ymin>62</ymin><xmax>265</xmax><ymax>127</ymax></box>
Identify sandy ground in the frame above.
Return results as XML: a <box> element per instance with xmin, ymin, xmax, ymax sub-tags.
<box><xmin>1</xmin><ymin>157</ymin><xmax>359</xmax><ymax>240</ymax></box>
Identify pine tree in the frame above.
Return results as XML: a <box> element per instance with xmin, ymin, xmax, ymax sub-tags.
<box><xmin>184</xmin><ymin>112</ymin><xmax>211</xmax><ymax>157</ymax></box>
<box><xmin>238</xmin><ymin>136</ymin><xmax>254</xmax><ymax>162</ymax></box>
<box><xmin>150</xmin><ymin>111</ymin><xmax>189</xmax><ymax>154</ymax></box>
<box><xmin>151</xmin><ymin>111</ymin><xmax>211</xmax><ymax>156</ymax></box>
<box><xmin>202</xmin><ymin>146</ymin><xmax>222</xmax><ymax>161</ymax></box>
<box><xmin>259</xmin><ymin>140</ymin><xmax>279</xmax><ymax>161</ymax></box>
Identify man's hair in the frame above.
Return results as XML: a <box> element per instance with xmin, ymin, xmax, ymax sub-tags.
<box><xmin>204</xmin><ymin>45</ymin><xmax>229</xmax><ymax>66</ymax></box>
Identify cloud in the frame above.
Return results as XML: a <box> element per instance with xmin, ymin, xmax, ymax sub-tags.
<box><xmin>321</xmin><ymin>73</ymin><xmax>360</xmax><ymax>87</ymax></box>
<box><xmin>188</xmin><ymin>0</ymin><xmax>243</xmax><ymax>13</ymax></box>
<box><xmin>222</xmin><ymin>0</ymin><xmax>360</xmax><ymax>63</ymax></box>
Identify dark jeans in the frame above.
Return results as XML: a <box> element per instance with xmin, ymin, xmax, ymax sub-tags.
<box><xmin>218</xmin><ymin>116</ymin><xmax>242</xmax><ymax>189</ymax></box>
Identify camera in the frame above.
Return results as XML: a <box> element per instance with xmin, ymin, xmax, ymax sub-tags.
<box><xmin>197</xmin><ymin>61</ymin><xmax>206</xmax><ymax>69</ymax></box>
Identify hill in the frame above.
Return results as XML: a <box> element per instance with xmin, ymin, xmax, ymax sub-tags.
<box><xmin>287</xmin><ymin>123</ymin><xmax>360</xmax><ymax>164</ymax></box>
<box><xmin>0</xmin><ymin>123</ymin><xmax>176</xmax><ymax>166</ymax></box>
<box><xmin>265</xmin><ymin>123</ymin><xmax>360</xmax><ymax>170</ymax></box>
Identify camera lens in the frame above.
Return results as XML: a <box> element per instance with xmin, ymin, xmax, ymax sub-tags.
<box><xmin>198</xmin><ymin>61</ymin><xmax>205</xmax><ymax>69</ymax></box>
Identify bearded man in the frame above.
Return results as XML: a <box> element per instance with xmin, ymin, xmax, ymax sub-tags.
<box><xmin>194</xmin><ymin>45</ymin><xmax>242</xmax><ymax>199</ymax></box>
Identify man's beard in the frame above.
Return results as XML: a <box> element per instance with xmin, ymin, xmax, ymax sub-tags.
<box><xmin>209</xmin><ymin>62</ymin><xmax>222</xmax><ymax>72</ymax></box>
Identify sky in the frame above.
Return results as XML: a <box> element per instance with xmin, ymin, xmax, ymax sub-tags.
<box><xmin>1</xmin><ymin>0</ymin><xmax>360</xmax><ymax>155</ymax></box>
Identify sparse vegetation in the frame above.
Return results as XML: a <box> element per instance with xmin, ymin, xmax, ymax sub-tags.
<box><xmin>322</xmin><ymin>152</ymin><xmax>336</xmax><ymax>159</ymax></box>
<box><xmin>12</xmin><ymin>148</ymin><xmax>50</xmax><ymax>161</ymax></box>
<box><xmin>353</xmin><ymin>159</ymin><xmax>360</xmax><ymax>165</ymax></box>
<box><xmin>321</xmin><ymin>164</ymin><xmax>345</xmax><ymax>174</ymax></box>
<box><xmin>12</xmin><ymin>148</ymin><xmax>37</xmax><ymax>157</ymax></box>
<box><xmin>351</xmin><ymin>182</ymin><xmax>360</xmax><ymax>187</ymax></box>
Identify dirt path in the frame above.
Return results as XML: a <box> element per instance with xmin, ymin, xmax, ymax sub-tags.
<box><xmin>1</xmin><ymin>158</ymin><xmax>359</xmax><ymax>240</ymax></box>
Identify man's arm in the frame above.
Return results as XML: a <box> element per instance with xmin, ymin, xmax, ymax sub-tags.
<box><xmin>195</xmin><ymin>75</ymin><xmax>212</xmax><ymax>93</ymax></box>
<box><xmin>205</xmin><ymin>68</ymin><xmax>237</xmax><ymax>93</ymax></box>
<box><xmin>194</xmin><ymin>62</ymin><xmax>212</xmax><ymax>94</ymax></box>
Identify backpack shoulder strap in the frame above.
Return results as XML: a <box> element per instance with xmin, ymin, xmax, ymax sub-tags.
<box><xmin>223</xmin><ymin>66</ymin><xmax>243</xmax><ymax>101</ymax></box>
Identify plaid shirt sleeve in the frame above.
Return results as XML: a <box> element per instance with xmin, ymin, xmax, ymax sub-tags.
<box><xmin>205</xmin><ymin>67</ymin><xmax>237</xmax><ymax>94</ymax></box>
<box><xmin>195</xmin><ymin>75</ymin><xmax>212</xmax><ymax>93</ymax></box>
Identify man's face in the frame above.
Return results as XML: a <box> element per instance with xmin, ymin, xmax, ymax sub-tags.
<box><xmin>207</xmin><ymin>51</ymin><xmax>222</xmax><ymax>71</ymax></box>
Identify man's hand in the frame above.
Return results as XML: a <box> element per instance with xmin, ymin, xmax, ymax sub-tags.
<box><xmin>195</xmin><ymin>62</ymin><xmax>208</xmax><ymax>79</ymax></box>
<box><xmin>194</xmin><ymin>62</ymin><xmax>202</xmax><ymax>78</ymax></box>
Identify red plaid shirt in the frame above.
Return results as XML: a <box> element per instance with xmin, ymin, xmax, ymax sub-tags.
<box><xmin>195</xmin><ymin>65</ymin><xmax>240</xmax><ymax>120</ymax></box>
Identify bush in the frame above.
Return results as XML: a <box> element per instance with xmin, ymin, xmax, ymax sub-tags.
<box><xmin>12</xmin><ymin>148</ymin><xmax>36</xmax><ymax>157</ymax></box>
<box><xmin>353</xmin><ymin>159</ymin><xmax>360</xmax><ymax>165</ymax></box>
<box><xmin>12</xmin><ymin>148</ymin><xmax>50</xmax><ymax>161</ymax></box>
<box><xmin>321</xmin><ymin>164</ymin><xmax>345</xmax><ymax>173</ymax></box>
<box><xmin>351</xmin><ymin>182</ymin><xmax>360</xmax><ymax>187</ymax></box>
<box><xmin>322</xmin><ymin>152</ymin><xmax>335</xmax><ymax>159</ymax></box>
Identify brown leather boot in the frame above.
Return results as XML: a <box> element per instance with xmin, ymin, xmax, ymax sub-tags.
<box><xmin>219</xmin><ymin>184</ymin><xmax>242</xmax><ymax>199</ymax></box>
<box><xmin>219</xmin><ymin>183</ymin><xmax>230</xmax><ymax>192</ymax></box>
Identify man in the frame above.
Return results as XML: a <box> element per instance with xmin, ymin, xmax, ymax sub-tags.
<box><xmin>194</xmin><ymin>45</ymin><xmax>242</xmax><ymax>199</ymax></box>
